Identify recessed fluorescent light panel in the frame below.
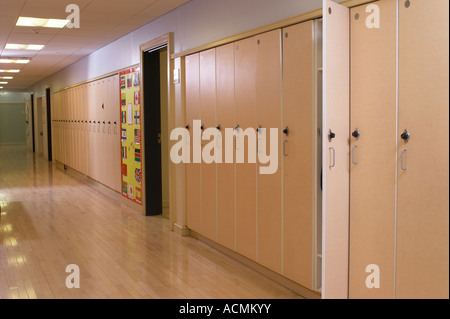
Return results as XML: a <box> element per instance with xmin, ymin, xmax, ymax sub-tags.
<box><xmin>5</xmin><ymin>44</ymin><xmax>45</xmax><ymax>51</ymax></box>
<box><xmin>0</xmin><ymin>70</ymin><xmax>20</xmax><ymax>73</ymax></box>
<box><xmin>0</xmin><ymin>77</ymin><xmax>13</xmax><ymax>79</ymax></box>
<box><xmin>0</xmin><ymin>87</ymin><xmax>3</xmax><ymax>89</ymax></box>
<box><xmin>0</xmin><ymin>58</ymin><xmax>30</xmax><ymax>64</ymax></box>
<box><xmin>0</xmin><ymin>82</ymin><xmax>8</xmax><ymax>84</ymax></box>
<box><xmin>17</xmin><ymin>17</ymin><xmax>70</xmax><ymax>28</ymax></box>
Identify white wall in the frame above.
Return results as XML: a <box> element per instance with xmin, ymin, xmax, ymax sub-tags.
<box><xmin>0</xmin><ymin>91</ymin><xmax>30</xmax><ymax>104</ymax></box>
<box><xmin>28</xmin><ymin>0</ymin><xmax>323</xmax><ymax>94</ymax></box>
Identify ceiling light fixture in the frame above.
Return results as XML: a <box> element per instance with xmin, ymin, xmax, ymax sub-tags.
<box><xmin>17</xmin><ymin>17</ymin><xmax>70</xmax><ymax>29</ymax></box>
<box><xmin>5</xmin><ymin>44</ymin><xmax>45</xmax><ymax>51</ymax></box>
<box><xmin>0</xmin><ymin>70</ymin><xmax>20</xmax><ymax>73</ymax></box>
<box><xmin>0</xmin><ymin>87</ymin><xmax>3</xmax><ymax>89</ymax></box>
<box><xmin>0</xmin><ymin>77</ymin><xmax>13</xmax><ymax>79</ymax></box>
<box><xmin>0</xmin><ymin>82</ymin><xmax>8</xmax><ymax>84</ymax></box>
<box><xmin>0</xmin><ymin>58</ymin><xmax>30</xmax><ymax>64</ymax></box>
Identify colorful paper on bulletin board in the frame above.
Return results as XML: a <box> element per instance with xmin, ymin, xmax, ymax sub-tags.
<box><xmin>120</xmin><ymin>66</ymin><xmax>142</xmax><ymax>206</ymax></box>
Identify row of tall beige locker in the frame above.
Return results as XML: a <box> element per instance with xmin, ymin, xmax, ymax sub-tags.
<box><xmin>51</xmin><ymin>75</ymin><xmax>121</xmax><ymax>192</ymax></box>
<box><xmin>185</xmin><ymin>20</ymin><xmax>321</xmax><ymax>292</ymax></box>
<box><xmin>347</xmin><ymin>0</ymin><xmax>448</xmax><ymax>299</ymax></box>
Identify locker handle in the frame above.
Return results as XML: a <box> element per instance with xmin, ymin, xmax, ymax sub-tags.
<box><xmin>329</xmin><ymin>147</ymin><xmax>336</xmax><ymax>169</ymax></box>
<box><xmin>352</xmin><ymin>129</ymin><xmax>360</xmax><ymax>140</ymax></box>
<box><xmin>235</xmin><ymin>125</ymin><xmax>240</xmax><ymax>132</ymax></box>
<box><xmin>401</xmin><ymin>149</ymin><xmax>407</xmax><ymax>171</ymax></box>
<box><xmin>283</xmin><ymin>127</ymin><xmax>289</xmax><ymax>136</ymax></box>
<box><xmin>103</xmin><ymin>121</ymin><xmax>105</xmax><ymax>124</ymax></box>
<box><xmin>114</xmin><ymin>121</ymin><xmax>117</xmax><ymax>125</ymax></box>
<box><xmin>201</xmin><ymin>124</ymin><xmax>204</xmax><ymax>131</ymax></box>
<box><xmin>108</xmin><ymin>121</ymin><xmax>111</xmax><ymax>125</ymax></box>
<box><xmin>216</xmin><ymin>124</ymin><xmax>221</xmax><ymax>131</ymax></box>
<box><xmin>283</xmin><ymin>140</ymin><xmax>288</xmax><ymax>156</ymax></box>
<box><xmin>186</xmin><ymin>124</ymin><xmax>190</xmax><ymax>131</ymax></box>
<box><xmin>257</xmin><ymin>125</ymin><xmax>262</xmax><ymax>134</ymax></box>
<box><xmin>352</xmin><ymin>145</ymin><xmax>358</xmax><ymax>165</ymax></box>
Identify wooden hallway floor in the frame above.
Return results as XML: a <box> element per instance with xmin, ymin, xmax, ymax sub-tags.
<box><xmin>0</xmin><ymin>145</ymin><xmax>303</xmax><ymax>299</ymax></box>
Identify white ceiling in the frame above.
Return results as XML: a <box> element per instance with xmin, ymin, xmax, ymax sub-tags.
<box><xmin>0</xmin><ymin>0</ymin><xmax>190</xmax><ymax>89</ymax></box>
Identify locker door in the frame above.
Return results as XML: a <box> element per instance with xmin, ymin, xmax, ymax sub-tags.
<box><xmin>185</xmin><ymin>53</ymin><xmax>202</xmax><ymax>233</ymax></box>
<box><xmin>74</xmin><ymin>87</ymin><xmax>80</xmax><ymax>172</ymax></box>
<box><xmin>282</xmin><ymin>21</ymin><xmax>314</xmax><ymax>289</ymax></box>
<box><xmin>235</xmin><ymin>36</ymin><xmax>257</xmax><ymax>261</ymax></box>
<box><xmin>94</xmin><ymin>80</ymin><xmax>103</xmax><ymax>182</ymax></box>
<box><xmin>322</xmin><ymin>0</ymin><xmax>350</xmax><ymax>299</ymax></box>
<box><xmin>63</xmin><ymin>90</ymin><xmax>68</xmax><ymax>165</ymax></box>
<box><xmin>216</xmin><ymin>43</ymin><xmax>236</xmax><ymax>251</ymax></box>
<box><xmin>103</xmin><ymin>77</ymin><xmax>112</xmax><ymax>189</ymax></box>
<box><xmin>104</xmin><ymin>77</ymin><xmax>114</xmax><ymax>189</ymax></box>
<box><xmin>77</xmin><ymin>86</ymin><xmax>83</xmax><ymax>173</ymax></box>
<box><xmin>199</xmin><ymin>49</ymin><xmax>217</xmax><ymax>241</ymax></box>
<box><xmin>397</xmin><ymin>0</ymin><xmax>449</xmax><ymax>299</ymax></box>
<box><xmin>99</xmin><ymin>79</ymin><xmax>107</xmax><ymax>185</ymax></box>
<box><xmin>88</xmin><ymin>83</ymin><xmax>96</xmax><ymax>179</ymax></box>
<box><xmin>256</xmin><ymin>30</ymin><xmax>282</xmax><ymax>273</ymax></box>
<box><xmin>58</xmin><ymin>91</ymin><xmax>64</xmax><ymax>163</ymax></box>
<box><xmin>349</xmin><ymin>0</ymin><xmax>397</xmax><ymax>299</ymax></box>
<box><xmin>53</xmin><ymin>93</ymin><xmax>58</xmax><ymax>162</ymax></box>
<box><xmin>66</xmin><ymin>90</ymin><xmax>71</xmax><ymax>167</ymax></box>
<box><xmin>113</xmin><ymin>75</ymin><xmax>121</xmax><ymax>192</ymax></box>
<box><xmin>81</xmin><ymin>84</ymin><xmax>88</xmax><ymax>175</ymax></box>
<box><xmin>69</xmin><ymin>88</ymin><xmax>75</xmax><ymax>168</ymax></box>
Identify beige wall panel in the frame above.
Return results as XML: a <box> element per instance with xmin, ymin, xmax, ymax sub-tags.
<box><xmin>397</xmin><ymin>0</ymin><xmax>449</xmax><ymax>299</ymax></box>
<box><xmin>216</xmin><ymin>43</ymin><xmax>236</xmax><ymax>251</ymax></box>
<box><xmin>349</xmin><ymin>0</ymin><xmax>397</xmax><ymax>299</ymax></box>
<box><xmin>282</xmin><ymin>21</ymin><xmax>314</xmax><ymax>289</ymax></box>
<box><xmin>185</xmin><ymin>53</ymin><xmax>202</xmax><ymax>233</ymax></box>
<box><xmin>322</xmin><ymin>0</ymin><xmax>350</xmax><ymax>299</ymax></box>
<box><xmin>199</xmin><ymin>49</ymin><xmax>217</xmax><ymax>241</ymax></box>
<box><xmin>255</xmin><ymin>29</ymin><xmax>282</xmax><ymax>273</ymax></box>
<box><xmin>235</xmin><ymin>36</ymin><xmax>257</xmax><ymax>261</ymax></box>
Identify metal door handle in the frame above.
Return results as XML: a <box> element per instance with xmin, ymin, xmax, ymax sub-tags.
<box><xmin>401</xmin><ymin>149</ymin><xmax>407</xmax><ymax>171</ymax></box>
<box><xmin>329</xmin><ymin>147</ymin><xmax>336</xmax><ymax>169</ymax></box>
<box><xmin>352</xmin><ymin>145</ymin><xmax>358</xmax><ymax>165</ymax></box>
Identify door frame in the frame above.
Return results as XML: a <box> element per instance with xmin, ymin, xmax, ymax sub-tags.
<box><xmin>31</xmin><ymin>93</ymin><xmax>35</xmax><ymax>153</ymax></box>
<box><xmin>139</xmin><ymin>33</ymin><xmax>176</xmax><ymax>228</ymax></box>
<box><xmin>46</xmin><ymin>87</ymin><xmax>53</xmax><ymax>161</ymax></box>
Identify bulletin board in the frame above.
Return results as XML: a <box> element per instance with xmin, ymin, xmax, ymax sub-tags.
<box><xmin>120</xmin><ymin>67</ymin><xmax>142</xmax><ymax>205</ymax></box>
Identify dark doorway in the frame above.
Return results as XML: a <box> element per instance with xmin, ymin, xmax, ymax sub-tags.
<box><xmin>142</xmin><ymin>47</ymin><xmax>165</xmax><ymax>217</ymax></box>
<box><xmin>31</xmin><ymin>94</ymin><xmax>35</xmax><ymax>153</ymax></box>
<box><xmin>45</xmin><ymin>88</ymin><xmax>52</xmax><ymax>161</ymax></box>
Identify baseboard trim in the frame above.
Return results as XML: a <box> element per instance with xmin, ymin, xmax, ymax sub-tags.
<box><xmin>191</xmin><ymin>231</ymin><xmax>321</xmax><ymax>300</ymax></box>
<box><xmin>174</xmin><ymin>223</ymin><xmax>191</xmax><ymax>237</ymax></box>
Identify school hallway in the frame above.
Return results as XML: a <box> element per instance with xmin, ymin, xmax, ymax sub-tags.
<box><xmin>0</xmin><ymin>145</ymin><xmax>303</xmax><ymax>299</ymax></box>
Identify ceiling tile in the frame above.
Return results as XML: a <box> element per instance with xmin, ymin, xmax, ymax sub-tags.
<box><xmin>0</xmin><ymin>0</ymin><xmax>192</xmax><ymax>89</ymax></box>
